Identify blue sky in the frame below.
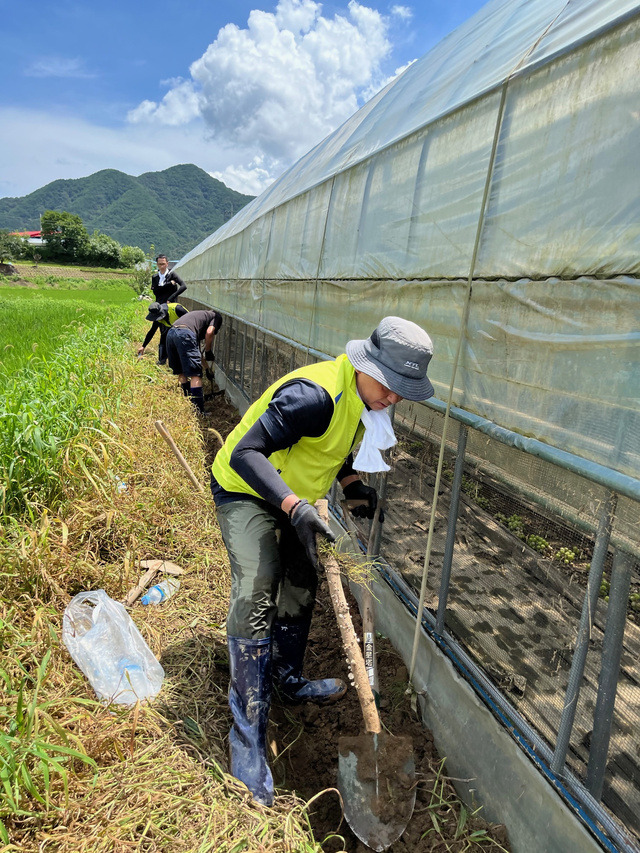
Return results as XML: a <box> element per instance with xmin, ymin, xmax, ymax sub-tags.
<box><xmin>1</xmin><ymin>0</ymin><xmax>488</xmax><ymax>199</ymax></box>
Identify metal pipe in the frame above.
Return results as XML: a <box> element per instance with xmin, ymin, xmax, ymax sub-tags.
<box><xmin>551</xmin><ymin>492</ymin><xmax>617</xmax><ymax>775</ymax></box>
<box><xmin>233</xmin><ymin>319</ymin><xmax>242</xmax><ymax>383</ymax></box>
<box><xmin>373</xmin><ymin>557</ymin><xmax>640</xmax><ymax>853</ymax></box>
<box><xmin>586</xmin><ymin>549</ymin><xmax>635</xmax><ymax>800</ymax></box>
<box><xmin>370</xmin><ymin>403</ymin><xmax>396</xmax><ymax>558</ymax></box>
<box><xmin>260</xmin><ymin>331</ymin><xmax>267</xmax><ymax>394</ymax></box>
<box><xmin>436</xmin><ymin>425</ymin><xmax>468</xmax><ymax>634</ymax></box>
<box><xmin>239</xmin><ymin>323</ymin><xmax>247</xmax><ymax>394</ymax></box>
<box><xmin>421</xmin><ymin>398</ymin><xmax>640</xmax><ymax>504</ymax></box>
<box><xmin>249</xmin><ymin>325</ymin><xmax>258</xmax><ymax>402</ymax></box>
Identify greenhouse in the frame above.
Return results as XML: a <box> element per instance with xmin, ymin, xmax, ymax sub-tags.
<box><xmin>175</xmin><ymin>1</ymin><xmax>640</xmax><ymax>851</ymax></box>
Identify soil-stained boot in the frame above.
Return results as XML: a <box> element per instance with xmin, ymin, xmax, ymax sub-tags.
<box><xmin>272</xmin><ymin>619</ymin><xmax>346</xmax><ymax>704</ymax></box>
<box><xmin>227</xmin><ymin>636</ymin><xmax>274</xmax><ymax>806</ymax></box>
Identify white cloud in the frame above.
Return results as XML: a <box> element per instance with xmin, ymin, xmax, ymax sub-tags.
<box><xmin>129</xmin><ymin>81</ymin><xmax>200</xmax><ymax>126</ymax></box>
<box><xmin>210</xmin><ymin>156</ymin><xmax>275</xmax><ymax>197</ymax></box>
<box><xmin>127</xmin><ymin>0</ymin><xmax>394</xmax><ymax>184</ymax></box>
<box><xmin>0</xmin><ymin>3</ymin><xmax>414</xmax><ymax>201</ymax></box>
<box><xmin>24</xmin><ymin>56</ymin><xmax>94</xmax><ymax>79</ymax></box>
<box><xmin>390</xmin><ymin>5</ymin><xmax>413</xmax><ymax>20</ymax></box>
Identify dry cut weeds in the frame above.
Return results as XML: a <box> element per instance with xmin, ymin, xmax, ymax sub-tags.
<box><xmin>0</xmin><ymin>351</ymin><xmax>326</xmax><ymax>853</ymax></box>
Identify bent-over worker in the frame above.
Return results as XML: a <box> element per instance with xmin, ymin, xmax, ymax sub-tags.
<box><xmin>138</xmin><ymin>301</ymin><xmax>188</xmax><ymax>363</ymax></box>
<box><xmin>165</xmin><ymin>309</ymin><xmax>222</xmax><ymax>413</ymax></box>
<box><xmin>210</xmin><ymin>315</ymin><xmax>434</xmax><ymax>806</ymax></box>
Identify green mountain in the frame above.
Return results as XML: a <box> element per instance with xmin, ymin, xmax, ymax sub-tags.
<box><xmin>0</xmin><ymin>164</ymin><xmax>254</xmax><ymax>259</ymax></box>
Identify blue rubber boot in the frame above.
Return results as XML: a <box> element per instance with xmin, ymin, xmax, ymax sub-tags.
<box><xmin>227</xmin><ymin>636</ymin><xmax>274</xmax><ymax>806</ymax></box>
<box><xmin>272</xmin><ymin>619</ymin><xmax>346</xmax><ymax>704</ymax></box>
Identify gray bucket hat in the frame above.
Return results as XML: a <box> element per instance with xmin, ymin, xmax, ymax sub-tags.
<box><xmin>346</xmin><ymin>316</ymin><xmax>434</xmax><ymax>401</ymax></box>
<box><xmin>145</xmin><ymin>301</ymin><xmax>168</xmax><ymax>322</ymax></box>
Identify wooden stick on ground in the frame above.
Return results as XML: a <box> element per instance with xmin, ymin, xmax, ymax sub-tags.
<box><xmin>123</xmin><ymin>559</ymin><xmax>185</xmax><ymax>607</ymax></box>
<box><xmin>155</xmin><ymin>419</ymin><xmax>205</xmax><ymax>494</ymax></box>
<box><xmin>316</xmin><ymin>499</ymin><xmax>380</xmax><ymax>734</ymax></box>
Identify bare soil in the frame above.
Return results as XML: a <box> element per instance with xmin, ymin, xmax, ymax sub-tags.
<box><xmin>200</xmin><ymin>391</ymin><xmax>510</xmax><ymax>852</ymax></box>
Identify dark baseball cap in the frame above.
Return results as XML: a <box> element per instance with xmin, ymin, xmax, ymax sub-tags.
<box><xmin>145</xmin><ymin>302</ymin><xmax>168</xmax><ymax>322</ymax></box>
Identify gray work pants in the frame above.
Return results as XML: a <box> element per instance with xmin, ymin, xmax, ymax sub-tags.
<box><xmin>216</xmin><ymin>499</ymin><xmax>318</xmax><ymax>639</ymax></box>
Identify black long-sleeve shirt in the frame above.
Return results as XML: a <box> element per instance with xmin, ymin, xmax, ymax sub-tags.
<box><xmin>211</xmin><ymin>379</ymin><xmax>357</xmax><ymax>507</ymax></box>
<box><xmin>151</xmin><ymin>270</ymin><xmax>186</xmax><ymax>303</ymax></box>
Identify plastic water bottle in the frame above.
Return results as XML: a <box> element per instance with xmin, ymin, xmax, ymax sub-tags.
<box><xmin>140</xmin><ymin>578</ymin><xmax>180</xmax><ymax>606</ymax></box>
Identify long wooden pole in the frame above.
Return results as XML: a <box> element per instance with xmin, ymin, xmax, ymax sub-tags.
<box><xmin>155</xmin><ymin>419</ymin><xmax>205</xmax><ymax>494</ymax></box>
<box><xmin>316</xmin><ymin>499</ymin><xmax>380</xmax><ymax>734</ymax></box>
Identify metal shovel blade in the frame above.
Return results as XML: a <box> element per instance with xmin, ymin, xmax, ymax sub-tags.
<box><xmin>338</xmin><ymin>732</ymin><xmax>416</xmax><ymax>851</ymax></box>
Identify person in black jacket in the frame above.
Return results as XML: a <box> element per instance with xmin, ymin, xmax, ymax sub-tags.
<box><xmin>151</xmin><ymin>255</ymin><xmax>187</xmax><ymax>364</ymax></box>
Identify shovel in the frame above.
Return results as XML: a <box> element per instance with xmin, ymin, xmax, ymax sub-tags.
<box><xmin>317</xmin><ymin>500</ymin><xmax>415</xmax><ymax>851</ymax></box>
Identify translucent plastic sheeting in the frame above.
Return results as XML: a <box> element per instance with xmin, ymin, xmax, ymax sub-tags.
<box><xmin>187</xmin><ymin>274</ymin><xmax>640</xmax><ymax>477</ymax></box>
<box><xmin>179</xmin><ymin>12</ymin><xmax>640</xmax><ymax>282</ymax></box>
<box><xmin>477</xmin><ymin>17</ymin><xmax>640</xmax><ymax>278</ymax></box>
<box><xmin>177</xmin><ymin>0</ymin><xmax>640</xmax><ymax>479</ymax></box>
<box><xmin>177</xmin><ymin>0</ymin><xmax>640</xmax><ymax>264</ymax></box>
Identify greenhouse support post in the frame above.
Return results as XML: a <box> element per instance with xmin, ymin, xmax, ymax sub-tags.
<box><xmin>586</xmin><ymin>548</ymin><xmax>635</xmax><ymax>800</ymax></box>
<box><xmin>551</xmin><ymin>491</ymin><xmax>617</xmax><ymax>776</ymax></box>
<box><xmin>369</xmin><ymin>404</ymin><xmax>396</xmax><ymax>559</ymax></box>
<box><xmin>249</xmin><ymin>325</ymin><xmax>258</xmax><ymax>401</ymax></box>
<box><xmin>234</xmin><ymin>320</ymin><xmax>241</xmax><ymax>384</ymax></box>
<box><xmin>436</xmin><ymin>425</ymin><xmax>468</xmax><ymax>635</ymax></box>
<box><xmin>370</xmin><ymin>469</ymin><xmax>389</xmax><ymax>560</ymax></box>
<box><xmin>239</xmin><ymin>326</ymin><xmax>247</xmax><ymax>391</ymax></box>
<box><xmin>256</xmin><ymin>333</ymin><xmax>269</xmax><ymax>397</ymax></box>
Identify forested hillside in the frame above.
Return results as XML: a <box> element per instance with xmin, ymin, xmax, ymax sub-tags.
<box><xmin>0</xmin><ymin>165</ymin><xmax>254</xmax><ymax>258</ymax></box>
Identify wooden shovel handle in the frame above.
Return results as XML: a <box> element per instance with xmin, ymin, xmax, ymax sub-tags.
<box><xmin>155</xmin><ymin>420</ymin><xmax>205</xmax><ymax>494</ymax></box>
<box><xmin>316</xmin><ymin>500</ymin><xmax>381</xmax><ymax>735</ymax></box>
<box><xmin>339</xmin><ymin>499</ymin><xmax>380</xmax><ymax>697</ymax></box>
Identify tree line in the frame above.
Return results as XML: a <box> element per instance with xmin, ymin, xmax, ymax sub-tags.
<box><xmin>0</xmin><ymin>210</ymin><xmax>146</xmax><ymax>268</ymax></box>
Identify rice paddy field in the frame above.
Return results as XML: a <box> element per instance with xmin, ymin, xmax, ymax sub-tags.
<box><xmin>0</xmin><ymin>267</ymin><xmax>509</xmax><ymax>853</ymax></box>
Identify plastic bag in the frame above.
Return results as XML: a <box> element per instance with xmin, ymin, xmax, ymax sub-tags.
<box><xmin>62</xmin><ymin>589</ymin><xmax>164</xmax><ymax>706</ymax></box>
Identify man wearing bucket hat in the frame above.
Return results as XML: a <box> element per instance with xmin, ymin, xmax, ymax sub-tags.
<box><xmin>210</xmin><ymin>316</ymin><xmax>434</xmax><ymax>806</ymax></box>
<box><xmin>137</xmin><ymin>301</ymin><xmax>189</xmax><ymax>370</ymax></box>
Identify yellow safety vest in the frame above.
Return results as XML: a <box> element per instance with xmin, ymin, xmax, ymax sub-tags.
<box><xmin>212</xmin><ymin>354</ymin><xmax>365</xmax><ymax>504</ymax></box>
<box><xmin>158</xmin><ymin>303</ymin><xmax>186</xmax><ymax>328</ymax></box>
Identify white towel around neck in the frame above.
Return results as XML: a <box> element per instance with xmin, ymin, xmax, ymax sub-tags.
<box><xmin>353</xmin><ymin>407</ymin><xmax>397</xmax><ymax>473</ymax></box>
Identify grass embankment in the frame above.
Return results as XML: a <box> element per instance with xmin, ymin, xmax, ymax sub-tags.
<box><xmin>0</xmin><ymin>280</ymin><xmax>324</xmax><ymax>851</ymax></box>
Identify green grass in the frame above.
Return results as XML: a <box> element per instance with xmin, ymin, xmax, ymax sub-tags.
<box><xmin>0</xmin><ymin>288</ymin><xmax>140</xmax><ymax>374</ymax></box>
<box><xmin>0</xmin><ymin>637</ymin><xmax>96</xmax><ymax>834</ymax></box>
<box><xmin>0</xmin><ymin>298</ymin><xmax>142</xmax><ymax>520</ymax></box>
<box><xmin>5</xmin><ymin>276</ymin><xmax>134</xmax><ymax>290</ymax></box>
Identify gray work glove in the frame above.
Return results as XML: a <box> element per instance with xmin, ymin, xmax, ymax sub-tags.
<box><xmin>342</xmin><ymin>480</ymin><xmax>384</xmax><ymax>522</ymax></box>
<box><xmin>290</xmin><ymin>499</ymin><xmax>335</xmax><ymax>570</ymax></box>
